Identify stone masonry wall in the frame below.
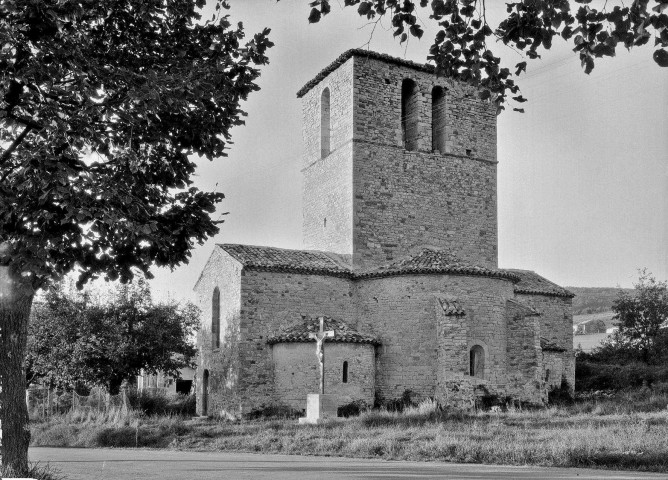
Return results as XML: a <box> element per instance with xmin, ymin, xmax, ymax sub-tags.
<box><xmin>542</xmin><ymin>351</ymin><xmax>566</xmax><ymax>391</ymax></box>
<box><xmin>272</xmin><ymin>342</ymin><xmax>375</xmax><ymax>410</ymax></box>
<box><xmin>354</xmin><ymin>274</ymin><xmax>514</xmax><ymax>404</ymax></box>
<box><xmin>351</xmin><ymin>56</ymin><xmax>498</xmax><ymax>270</ymax></box>
<box><xmin>236</xmin><ymin>270</ymin><xmax>354</xmax><ymax>412</ymax></box>
<box><xmin>193</xmin><ymin>248</ymin><xmax>242</xmax><ymax>417</ymax></box>
<box><xmin>302</xmin><ymin>57</ymin><xmax>354</xmax><ymax>259</ymax></box>
<box><xmin>516</xmin><ymin>293</ymin><xmax>575</xmax><ymax>390</ymax></box>
<box><xmin>505</xmin><ymin>301</ymin><xmax>543</xmax><ymax>404</ymax></box>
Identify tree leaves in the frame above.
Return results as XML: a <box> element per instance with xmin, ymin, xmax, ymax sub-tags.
<box><xmin>296</xmin><ymin>0</ymin><xmax>668</xmax><ymax>113</ymax></box>
<box><xmin>611</xmin><ymin>270</ymin><xmax>668</xmax><ymax>364</ymax></box>
<box><xmin>0</xmin><ymin>0</ymin><xmax>273</xmax><ymax>289</ymax></box>
<box><xmin>26</xmin><ymin>279</ymin><xmax>200</xmax><ymax>393</ymax></box>
<box><xmin>654</xmin><ymin>48</ymin><xmax>668</xmax><ymax>66</ymax></box>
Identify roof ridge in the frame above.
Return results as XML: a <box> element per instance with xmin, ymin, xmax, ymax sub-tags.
<box><xmin>503</xmin><ymin>268</ymin><xmax>575</xmax><ymax>298</ymax></box>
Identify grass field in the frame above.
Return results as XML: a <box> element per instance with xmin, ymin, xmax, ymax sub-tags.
<box><xmin>30</xmin><ymin>390</ymin><xmax>668</xmax><ymax>473</ymax></box>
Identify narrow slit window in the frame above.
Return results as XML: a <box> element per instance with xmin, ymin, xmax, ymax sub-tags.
<box><xmin>431</xmin><ymin>86</ymin><xmax>446</xmax><ymax>153</ymax></box>
<box><xmin>401</xmin><ymin>79</ymin><xmax>419</xmax><ymax>151</ymax></box>
<box><xmin>469</xmin><ymin>345</ymin><xmax>484</xmax><ymax>379</ymax></box>
<box><xmin>321</xmin><ymin>88</ymin><xmax>331</xmax><ymax>158</ymax></box>
<box><xmin>212</xmin><ymin>287</ymin><xmax>220</xmax><ymax>349</ymax></box>
<box><xmin>342</xmin><ymin>361</ymin><xmax>348</xmax><ymax>383</ymax></box>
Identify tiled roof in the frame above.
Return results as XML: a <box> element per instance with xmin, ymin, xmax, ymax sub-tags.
<box><xmin>219</xmin><ymin>245</ymin><xmax>519</xmax><ymax>283</ymax></box>
<box><xmin>541</xmin><ymin>337</ymin><xmax>567</xmax><ymax>352</ymax></box>
<box><xmin>297</xmin><ymin>49</ymin><xmax>437</xmax><ymax>98</ymax></box>
<box><xmin>504</xmin><ymin>269</ymin><xmax>574</xmax><ymax>298</ymax></box>
<box><xmin>267</xmin><ymin>317</ymin><xmax>380</xmax><ymax>346</ymax></box>
<box><xmin>218</xmin><ymin>244</ymin><xmax>349</xmax><ymax>277</ymax></box>
<box><xmin>358</xmin><ymin>249</ymin><xmax>520</xmax><ymax>282</ymax></box>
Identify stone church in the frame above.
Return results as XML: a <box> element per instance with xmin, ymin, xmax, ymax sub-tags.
<box><xmin>194</xmin><ymin>49</ymin><xmax>574</xmax><ymax>417</ymax></box>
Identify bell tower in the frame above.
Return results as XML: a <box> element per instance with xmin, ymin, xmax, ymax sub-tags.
<box><xmin>298</xmin><ymin>50</ymin><xmax>498</xmax><ymax>270</ymax></box>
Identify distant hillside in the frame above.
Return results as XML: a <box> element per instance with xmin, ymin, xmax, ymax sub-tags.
<box><xmin>566</xmin><ymin>286</ymin><xmax>633</xmax><ymax>316</ymax></box>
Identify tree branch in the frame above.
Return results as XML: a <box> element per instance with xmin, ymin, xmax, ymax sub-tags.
<box><xmin>0</xmin><ymin>124</ymin><xmax>32</xmax><ymax>163</ymax></box>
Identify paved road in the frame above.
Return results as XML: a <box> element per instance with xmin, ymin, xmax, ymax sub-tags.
<box><xmin>29</xmin><ymin>447</ymin><xmax>666</xmax><ymax>480</ymax></box>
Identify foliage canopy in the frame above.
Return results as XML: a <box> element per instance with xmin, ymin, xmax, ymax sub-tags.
<box><xmin>26</xmin><ymin>279</ymin><xmax>199</xmax><ymax>394</ymax></box>
<box><xmin>304</xmin><ymin>0</ymin><xmax>668</xmax><ymax>111</ymax></box>
<box><xmin>0</xmin><ymin>0</ymin><xmax>273</xmax><ymax>288</ymax></box>
<box><xmin>609</xmin><ymin>270</ymin><xmax>668</xmax><ymax>363</ymax></box>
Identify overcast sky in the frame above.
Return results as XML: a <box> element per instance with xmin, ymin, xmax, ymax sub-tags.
<box><xmin>146</xmin><ymin>0</ymin><xmax>667</xmax><ymax>302</ymax></box>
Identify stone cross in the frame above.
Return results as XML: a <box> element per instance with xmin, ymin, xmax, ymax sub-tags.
<box><xmin>308</xmin><ymin>316</ymin><xmax>335</xmax><ymax>395</ymax></box>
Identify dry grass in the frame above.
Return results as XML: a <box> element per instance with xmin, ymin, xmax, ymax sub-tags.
<box><xmin>30</xmin><ymin>397</ymin><xmax>668</xmax><ymax>472</ymax></box>
<box><xmin>1</xmin><ymin>462</ymin><xmax>65</xmax><ymax>480</ymax></box>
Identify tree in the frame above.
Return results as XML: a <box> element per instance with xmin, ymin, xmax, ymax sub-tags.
<box><xmin>611</xmin><ymin>270</ymin><xmax>668</xmax><ymax>364</ymax></box>
<box><xmin>0</xmin><ymin>1</ymin><xmax>272</xmax><ymax>473</ymax></box>
<box><xmin>304</xmin><ymin>0</ymin><xmax>668</xmax><ymax>111</ymax></box>
<box><xmin>26</xmin><ymin>279</ymin><xmax>199</xmax><ymax>395</ymax></box>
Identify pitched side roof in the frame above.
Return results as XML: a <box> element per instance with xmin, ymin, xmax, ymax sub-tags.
<box><xmin>216</xmin><ymin>245</ymin><xmax>519</xmax><ymax>283</ymax></box>
<box><xmin>504</xmin><ymin>269</ymin><xmax>575</xmax><ymax>298</ymax></box>
<box><xmin>217</xmin><ymin>244</ymin><xmax>350</xmax><ymax>277</ymax></box>
<box><xmin>297</xmin><ymin>49</ymin><xmax>436</xmax><ymax>98</ymax></box>
<box><xmin>267</xmin><ymin>317</ymin><xmax>380</xmax><ymax>345</ymax></box>
<box><xmin>358</xmin><ymin>248</ymin><xmax>520</xmax><ymax>282</ymax></box>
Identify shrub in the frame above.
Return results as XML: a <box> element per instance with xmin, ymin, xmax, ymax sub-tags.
<box><xmin>125</xmin><ymin>388</ymin><xmax>170</xmax><ymax>415</ymax></box>
<box><xmin>124</xmin><ymin>389</ymin><xmax>195</xmax><ymax>417</ymax></box>
<box><xmin>166</xmin><ymin>393</ymin><xmax>196</xmax><ymax>417</ymax></box>
<box><xmin>245</xmin><ymin>404</ymin><xmax>302</xmax><ymax>420</ymax></box>
<box><xmin>338</xmin><ymin>400</ymin><xmax>369</xmax><ymax>417</ymax></box>
<box><xmin>375</xmin><ymin>389</ymin><xmax>419</xmax><ymax>412</ymax></box>
<box><xmin>548</xmin><ymin>379</ymin><xmax>574</xmax><ymax>406</ymax></box>
<box><xmin>576</xmin><ymin>360</ymin><xmax>668</xmax><ymax>391</ymax></box>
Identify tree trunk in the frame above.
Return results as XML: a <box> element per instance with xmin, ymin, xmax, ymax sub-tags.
<box><xmin>0</xmin><ymin>261</ymin><xmax>34</xmax><ymax>475</ymax></box>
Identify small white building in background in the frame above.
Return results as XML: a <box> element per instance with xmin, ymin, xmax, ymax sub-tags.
<box><xmin>137</xmin><ymin>367</ymin><xmax>195</xmax><ymax>395</ymax></box>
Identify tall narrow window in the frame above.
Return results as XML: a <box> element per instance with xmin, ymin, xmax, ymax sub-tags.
<box><xmin>321</xmin><ymin>88</ymin><xmax>331</xmax><ymax>158</ymax></box>
<box><xmin>401</xmin><ymin>79</ymin><xmax>419</xmax><ymax>151</ymax></box>
<box><xmin>342</xmin><ymin>361</ymin><xmax>349</xmax><ymax>383</ymax></box>
<box><xmin>431</xmin><ymin>86</ymin><xmax>447</xmax><ymax>153</ymax></box>
<box><xmin>212</xmin><ymin>287</ymin><xmax>220</xmax><ymax>349</ymax></box>
<box><xmin>201</xmin><ymin>369</ymin><xmax>209</xmax><ymax>416</ymax></box>
<box><xmin>469</xmin><ymin>345</ymin><xmax>485</xmax><ymax>379</ymax></box>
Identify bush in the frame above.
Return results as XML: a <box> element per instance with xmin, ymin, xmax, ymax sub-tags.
<box><xmin>576</xmin><ymin>360</ymin><xmax>668</xmax><ymax>391</ymax></box>
<box><xmin>125</xmin><ymin>388</ymin><xmax>195</xmax><ymax>416</ymax></box>
<box><xmin>374</xmin><ymin>389</ymin><xmax>419</xmax><ymax>412</ymax></box>
<box><xmin>338</xmin><ymin>400</ymin><xmax>369</xmax><ymax>417</ymax></box>
<box><xmin>548</xmin><ymin>379</ymin><xmax>574</xmax><ymax>406</ymax></box>
<box><xmin>245</xmin><ymin>404</ymin><xmax>302</xmax><ymax>420</ymax></box>
<box><xmin>166</xmin><ymin>393</ymin><xmax>196</xmax><ymax>417</ymax></box>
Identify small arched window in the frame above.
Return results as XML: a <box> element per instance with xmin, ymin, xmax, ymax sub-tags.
<box><xmin>431</xmin><ymin>86</ymin><xmax>447</xmax><ymax>153</ymax></box>
<box><xmin>545</xmin><ymin>369</ymin><xmax>551</xmax><ymax>383</ymax></box>
<box><xmin>342</xmin><ymin>361</ymin><xmax>349</xmax><ymax>383</ymax></box>
<box><xmin>469</xmin><ymin>345</ymin><xmax>485</xmax><ymax>379</ymax></box>
<box><xmin>321</xmin><ymin>88</ymin><xmax>331</xmax><ymax>158</ymax></box>
<box><xmin>211</xmin><ymin>287</ymin><xmax>220</xmax><ymax>349</ymax></box>
<box><xmin>401</xmin><ymin>79</ymin><xmax>419</xmax><ymax>151</ymax></box>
